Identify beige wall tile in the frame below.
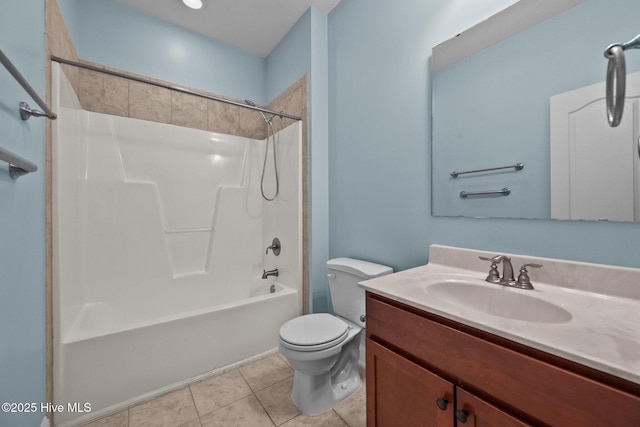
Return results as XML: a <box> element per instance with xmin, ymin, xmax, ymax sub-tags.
<box><xmin>172</xmin><ymin>91</ymin><xmax>208</xmax><ymax>130</ymax></box>
<box><xmin>207</xmin><ymin>99</ymin><xmax>240</xmax><ymax>136</ymax></box>
<box><xmin>129</xmin><ymin>81</ymin><xmax>172</xmax><ymax>123</ymax></box>
<box><xmin>101</xmin><ymin>75</ymin><xmax>129</xmax><ymax>116</ymax></box>
<box><xmin>78</xmin><ymin>68</ymin><xmax>103</xmax><ymax>107</ymax></box>
<box><xmin>79</xmin><ymin>68</ymin><xmax>128</xmax><ymax>116</ymax></box>
<box><xmin>237</xmin><ymin>104</ymin><xmax>267</xmax><ymax>140</ymax></box>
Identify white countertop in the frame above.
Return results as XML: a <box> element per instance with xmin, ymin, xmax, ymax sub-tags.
<box><xmin>359</xmin><ymin>245</ymin><xmax>640</xmax><ymax>385</ymax></box>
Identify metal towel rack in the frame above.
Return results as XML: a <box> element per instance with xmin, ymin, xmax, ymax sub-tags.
<box><xmin>0</xmin><ymin>48</ymin><xmax>57</xmax><ymax>120</ymax></box>
<box><xmin>460</xmin><ymin>188</ymin><xmax>510</xmax><ymax>198</ymax></box>
<box><xmin>450</xmin><ymin>162</ymin><xmax>523</xmax><ymax>178</ymax></box>
<box><xmin>604</xmin><ymin>33</ymin><xmax>640</xmax><ymax>127</ymax></box>
<box><xmin>0</xmin><ymin>145</ymin><xmax>38</xmax><ymax>179</ymax></box>
<box><xmin>0</xmin><ymin>48</ymin><xmax>52</xmax><ymax>179</ymax></box>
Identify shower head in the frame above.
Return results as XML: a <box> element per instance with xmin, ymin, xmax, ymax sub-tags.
<box><xmin>244</xmin><ymin>99</ymin><xmax>271</xmax><ymax>125</ymax></box>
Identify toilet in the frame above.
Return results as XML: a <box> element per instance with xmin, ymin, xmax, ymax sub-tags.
<box><xmin>279</xmin><ymin>257</ymin><xmax>393</xmax><ymax>416</ymax></box>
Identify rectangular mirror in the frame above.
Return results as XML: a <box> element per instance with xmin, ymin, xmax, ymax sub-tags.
<box><xmin>431</xmin><ymin>0</ymin><xmax>640</xmax><ymax>221</ymax></box>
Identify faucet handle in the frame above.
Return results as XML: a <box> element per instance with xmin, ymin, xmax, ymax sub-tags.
<box><xmin>521</xmin><ymin>263</ymin><xmax>543</xmax><ymax>268</ymax></box>
<box><xmin>479</xmin><ymin>256</ymin><xmax>502</xmax><ymax>283</ymax></box>
<box><xmin>515</xmin><ymin>263</ymin><xmax>542</xmax><ymax>289</ymax></box>
<box><xmin>266</xmin><ymin>237</ymin><xmax>281</xmax><ymax>256</ymax></box>
<box><xmin>480</xmin><ymin>255</ymin><xmax>504</xmax><ymax>263</ymax></box>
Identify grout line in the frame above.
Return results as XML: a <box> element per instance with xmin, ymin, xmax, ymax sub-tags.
<box><xmin>332</xmin><ymin>409</ymin><xmax>351</xmax><ymax>426</ymax></box>
<box><xmin>253</xmin><ymin>391</ymin><xmax>278</xmax><ymax>427</ymax></box>
<box><xmin>187</xmin><ymin>384</ymin><xmax>201</xmax><ymax>420</ymax></box>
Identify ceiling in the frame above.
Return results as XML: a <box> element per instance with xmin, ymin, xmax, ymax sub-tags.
<box><xmin>114</xmin><ymin>0</ymin><xmax>342</xmax><ymax>58</ymax></box>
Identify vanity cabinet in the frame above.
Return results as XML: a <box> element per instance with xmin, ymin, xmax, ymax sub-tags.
<box><xmin>365</xmin><ymin>292</ymin><xmax>640</xmax><ymax>426</ymax></box>
<box><xmin>367</xmin><ymin>338</ymin><xmax>528</xmax><ymax>426</ymax></box>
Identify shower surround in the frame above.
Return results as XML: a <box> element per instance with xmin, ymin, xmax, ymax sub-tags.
<box><xmin>51</xmin><ymin>62</ymin><xmax>302</xmax><ymax>425</ymax></box>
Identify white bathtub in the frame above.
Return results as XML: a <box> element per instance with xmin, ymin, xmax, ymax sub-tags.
<box><xmin>51</xmin><ymin>63</ymin><xmax>302</xmax><ymax>425</ymax></box>
<box><xmin>58</xmin><ymin>281</ymin><xmax>298</xmax><ymax>425</ymax></box>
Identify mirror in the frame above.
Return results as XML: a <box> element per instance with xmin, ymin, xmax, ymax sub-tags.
<box><xmin>431</xmin><ymin>0</ymin><xmax>640</xmax><ymax>221</ymax></box>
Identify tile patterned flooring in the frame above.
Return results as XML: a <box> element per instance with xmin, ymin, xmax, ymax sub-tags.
<box><xmin>80</xmin><ymin>352</ymin><xmax>366</xmax><ymax>427</ymax></box>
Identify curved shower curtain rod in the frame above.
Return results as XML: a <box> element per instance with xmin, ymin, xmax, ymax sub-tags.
<box><xmin>604</xmin><ymin>33</ymin><xmax>640</xmax><ymax>127</ymax></box>
<box><xmin>51</xmin><ymin>56</ymin><xmax>302</xmax><ymax>122</ymax></box>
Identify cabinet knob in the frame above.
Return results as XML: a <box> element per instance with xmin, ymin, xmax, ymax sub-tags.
<box><xmin>455</xmin><ymin>409</ymin><xmax>469</xmax><ymax>423</ymax></box>
<box><xmin>435</xmin><ymin>397</ymin><xmax>448</xmax><ymax>411</ymax></box>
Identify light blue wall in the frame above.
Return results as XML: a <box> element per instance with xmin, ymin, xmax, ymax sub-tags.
<box><xmin>328</xmin><ymin>0</ymin><xmax>640</xmax><ymax>273</ymax></box>
<box><xmin>266</xmin><ymin>9</ymin><xmax>311</xmax><ymax>101</ymax></box>
<box><xmin>62</xmin><ymin>0</ymin><xmax>266</xmax><ymax>103</ymax></box>
<box><xmin>308</xmin><ymin>10</ymin><xmax>330</xmax><ymax>312</ymax></box>
<box><xmin>0</xmin><ymin>2</ymin><xmax>46</xmax><ymax>426</ymax></box>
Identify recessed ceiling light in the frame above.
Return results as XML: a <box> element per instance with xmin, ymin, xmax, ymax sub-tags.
<box><xmin>182</xmin><ymin>0</ymin><xmax>203</xmax><ymax>9</ymax></box>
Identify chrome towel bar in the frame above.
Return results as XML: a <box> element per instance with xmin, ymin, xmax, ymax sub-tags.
<box><xmin>0</xmin><ymin>145</ymin><xmax>38</xmax><ymax>179</ymax></box>
<box><xmin>450</xmin><ymin>163</ymin><xmax>523</xmax><ymax>178</ymax></box>
<box><xmin>0</xmin><ymin>48</ymin><xmax>56</xmax><ymax>120</ymax></box>
<box><xmin>460</xmin><ymin>188</ymin><xmax>510</xmax><ymax>198</ymax></box>
<box><xmin>604</xmin><ymin>33</ymin><xmax>640</xmax><ymax>127</ymax></box>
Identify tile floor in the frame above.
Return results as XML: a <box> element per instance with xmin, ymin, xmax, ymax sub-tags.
<box><xmin>79</xmin><ymin>352</ymin><xmax>366</xmax><ymax>427</ymax></box>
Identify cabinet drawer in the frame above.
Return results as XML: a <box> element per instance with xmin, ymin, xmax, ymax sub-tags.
<box><xmin>366</xmin><ymin>293</ymin><xmax>640</xmax><ymax>426</ymax></box>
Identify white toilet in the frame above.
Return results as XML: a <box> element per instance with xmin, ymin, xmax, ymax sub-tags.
<box><xmin>279</xmin><ymin>257</ymin><xmax>393</xmax><ymax>415</ymax></box>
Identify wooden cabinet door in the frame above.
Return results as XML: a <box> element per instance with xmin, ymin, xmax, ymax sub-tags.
<box><xmin>367</xmin><ymin>338</ymin><xmax>454</xmax><ymax>427</ymax></box>
<box><xmin>455</xmin><ymin>388</ymin><xmax>531</xmax><ymax>427</ymax></box>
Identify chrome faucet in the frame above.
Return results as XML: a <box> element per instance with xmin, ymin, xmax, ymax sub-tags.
<box><xmin>480</xmin><ymin>255</ymin><xmax>541</xmax><ymax>289</ymax></box>
<box><xmin>262</xmin><ymin>268</ymin><xmax>279</xmax><ymax>279</ymax></box>
<box><xmin>498</xmin><ymin>255</ymin><xmax>516</xmax><ymax>286</ymax></box>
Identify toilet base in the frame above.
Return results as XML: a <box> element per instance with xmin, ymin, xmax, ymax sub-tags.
<box><xmin>290</xmin><ymin>367</ymin><xmax>361</xmax><ymax>416</ymax></box>
<box><xmin>279</xmin><ymin>317</ymin><xmax>364</xmax><ymax>415</ymax></box>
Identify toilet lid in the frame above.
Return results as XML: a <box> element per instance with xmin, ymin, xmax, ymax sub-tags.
<box><xmin>280</xmin><ymin>313</ymin><xmax>349</xmax><ymax>351</ymax></box>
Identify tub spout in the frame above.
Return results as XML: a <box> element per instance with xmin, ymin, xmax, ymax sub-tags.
<box><xmin>262</xmin><ymin>268</ymin><xmax>279</xmax><ymax>279</ymax></box>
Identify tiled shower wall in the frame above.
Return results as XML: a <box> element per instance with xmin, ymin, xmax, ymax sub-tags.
<box><xmin>70</xmin><ymin>61</ymin><xmax>307</xmax><ymax>140</ymax></box>
<box><xmin>45</xmin><ymin>3</ymin><xmax>305</xmax><ymax>139</ymax></box>
<box><xmin>44</xmin><ymin>0</ymin><xmax>308</xmax><ymax>419</ymax></box>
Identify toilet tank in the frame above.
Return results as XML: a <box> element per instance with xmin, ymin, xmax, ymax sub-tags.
<box><xmin>327</xmin><ymin>257</ymin><xmax>393</xmax><ymax>327</ymax></box>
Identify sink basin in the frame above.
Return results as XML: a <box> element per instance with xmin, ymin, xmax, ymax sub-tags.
<box><xmin>424</xmin><ymin>279</ymin><xmax>572</xmax><ymax>323</ymax></box>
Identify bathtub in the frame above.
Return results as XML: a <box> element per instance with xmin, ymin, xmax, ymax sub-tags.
<box><xmin>57</xmin><ymin>280</ymin><xmax>298</xmax><ymax>425</ymax></box>
<box><xmin>51</xmin><ymin>63</ymin><xmax>302</xmax><ymax>425</ymax></box>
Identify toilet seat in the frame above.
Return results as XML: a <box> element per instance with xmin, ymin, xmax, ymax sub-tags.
<box><xmin>280</xmin><ymin>313</ymin><xmax>349</xmax><ymax>352</ymax></box>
